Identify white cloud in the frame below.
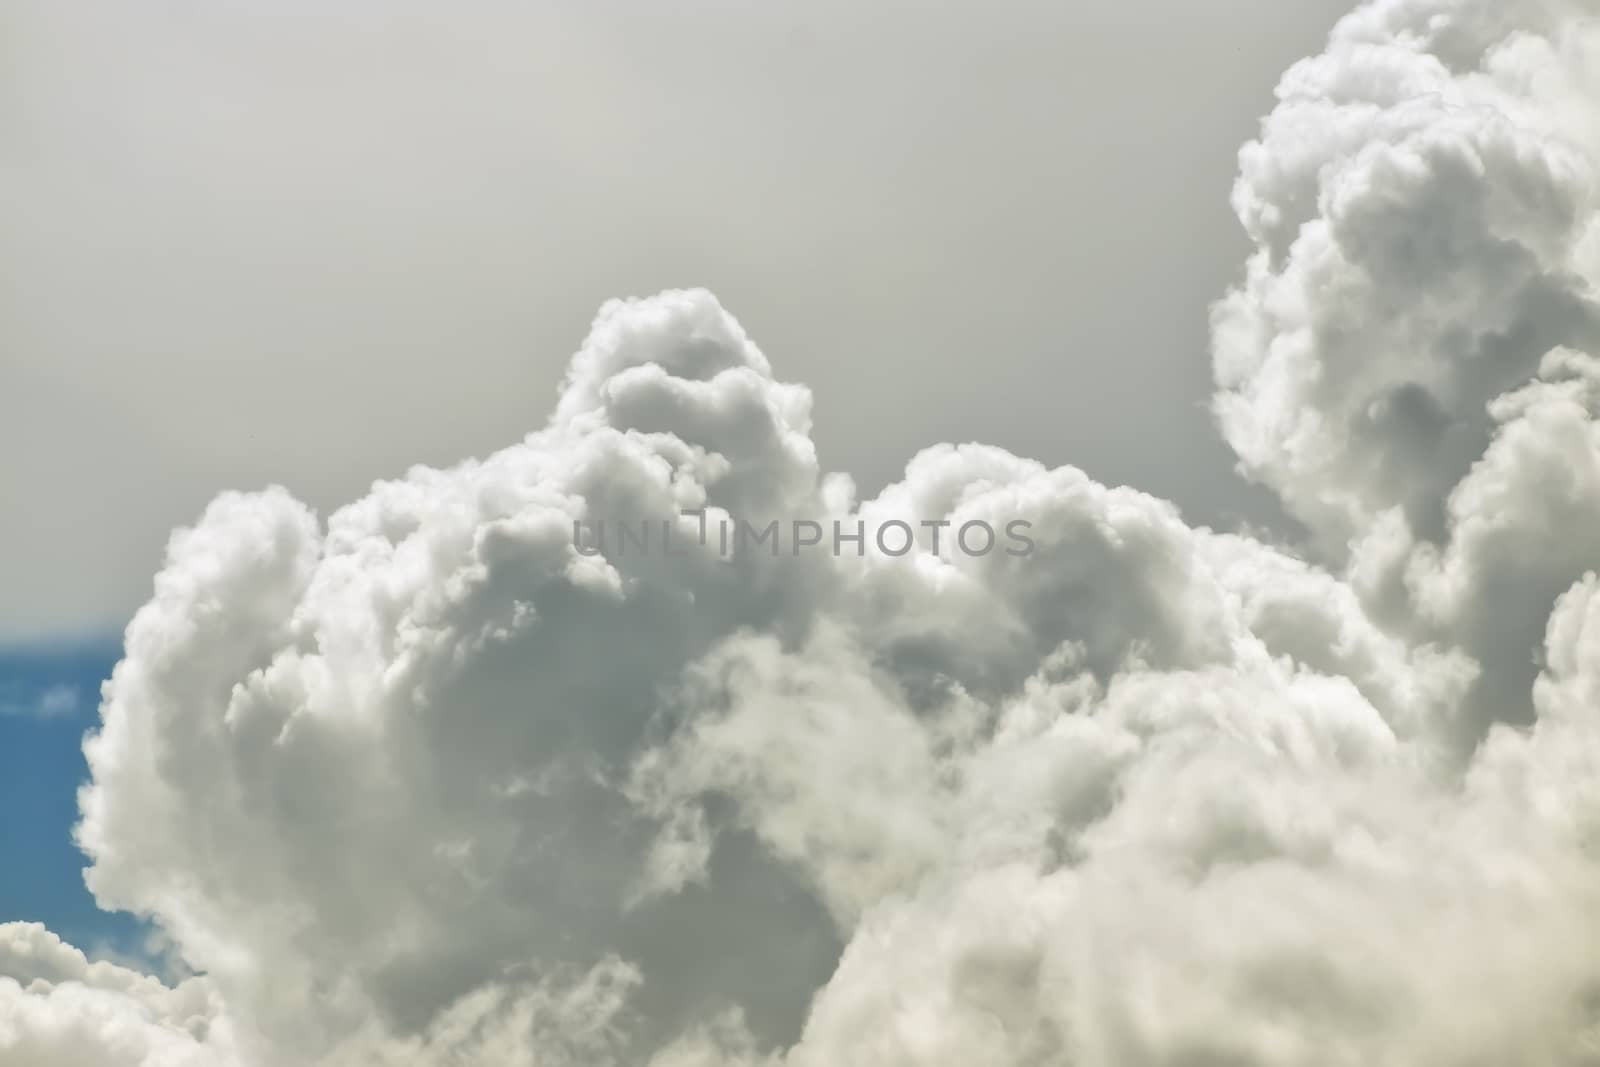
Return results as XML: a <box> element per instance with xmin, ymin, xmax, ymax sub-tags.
<box><xmin>0</xmin><ymin>923</ymin><xmax>238</xmax><ymax>1067</ymax></box>
<box><xmin>1213</xmin><ymin>0</ymin><xmax>1600</xmax><ymax>746</ymax></box>
<box><xmin>7</xmin><ymin>1</ymin><xmax>1600</xmax><ymax>1065</ymax></box>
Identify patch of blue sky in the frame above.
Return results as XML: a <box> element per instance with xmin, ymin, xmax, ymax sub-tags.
<box><xmin>0</xmin><ymin>633</ymin><xmax>157</xmax><ymax>964</ymax></box>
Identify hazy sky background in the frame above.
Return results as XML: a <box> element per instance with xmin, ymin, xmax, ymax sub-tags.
<box><xmin>3</xmin><ymin>0</ymin><xmax>1346</xmax><ymax>640</ymax></box>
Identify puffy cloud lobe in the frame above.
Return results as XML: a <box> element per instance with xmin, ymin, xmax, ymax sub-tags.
<box><xmin>0</xmin><ymin>924</ymin><xmax>236</xmax><ymax>1067</ymax></box>
<box><xmin>7</xmin><ymin>1</ymin><xmax>1600</xmax><ymax>1063</ymax></box>
<box><xmin>1216</xmin><ymin>0</ymin><xmax>1600</xmax><ymax>548</ymax></box>
<box><xmin>74</xmin><ymin>290</ymin><xmax>845</xmax><ymax>1062</ymax></box>
<box><xmin>1215</xmin><ymin>0</ymin><xmax>1600</xmax><ymax>743</ymax></box>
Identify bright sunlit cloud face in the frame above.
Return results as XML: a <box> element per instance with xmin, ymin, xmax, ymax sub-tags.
<box><xmin>7</xmin><ymin>1</ymin><xmax>1600</xmax><ymax>1065</ymax></box>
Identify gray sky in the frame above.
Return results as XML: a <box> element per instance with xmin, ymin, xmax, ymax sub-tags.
<box><xmin>1</xmin><ymin>0</ymin><xmax>1348</xmax><ymax>640</ymax></box>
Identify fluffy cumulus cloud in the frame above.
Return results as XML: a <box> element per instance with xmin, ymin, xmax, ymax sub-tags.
<box><xmin>0</xmin><ymin>923</ymin><xmax>237</xmax><ymax>1066</ymax></box>
<box><xmin>8</xmin><ymin>0</ymin><xmax>1600</xmax><ymax>1063</ymax></box>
